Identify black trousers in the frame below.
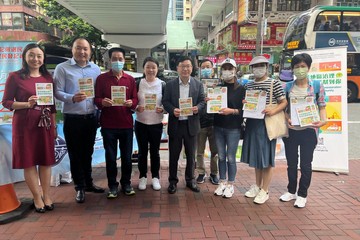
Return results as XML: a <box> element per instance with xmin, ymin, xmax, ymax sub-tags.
<box><xmin>101</xmin><ymin>128</ymin><xmax>133</xmax><ymax>189</ymax></box>
<box><xmin>282</xmin><ymin>128</ymin><xmax>318</xmax><ymax>198</ymax></box>
<box><xmin>168</xmin><ymin>121</ymin><xmax>196</xmax><ymax>185</ymax></box>
<box><xmin>63</xmin><ymin>114</ymin><xmax>97</xmax><ymax>191</ymax></box>
<box><xmin>134</xmin><ymin>121</ymin><xmax>163</xmax><ymax>179</ymax></box>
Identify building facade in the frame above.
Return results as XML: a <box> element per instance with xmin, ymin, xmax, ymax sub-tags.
<box><xmin>0</xmin><ymin>0</ymin><xmax>61</xmax><ymax>42</ymax></box>
<box><xmin>168</xmin><ymin>0</ymin><xmax>192</xmax><ymax>21</ymax></box>
<box><xmin>192</xmin><ymin>0</ymin><xmax>341</xmax><ymax>71</ymax></box>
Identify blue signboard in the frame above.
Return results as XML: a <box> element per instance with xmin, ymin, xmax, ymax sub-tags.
<box><xmin>315</xmin><ymin>32</ymin><xmax>360</xmax><ymax>52</ymax></box>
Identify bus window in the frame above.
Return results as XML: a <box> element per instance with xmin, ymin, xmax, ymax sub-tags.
<box><xmin>315</xmin><ymin>11</ymin><xmax>341</xmax><ymax>31</ymax></box>
<box><xmin>343</xmin><ymin>11</ymin><xmax>360</xmax><ymax>31</ymax></box>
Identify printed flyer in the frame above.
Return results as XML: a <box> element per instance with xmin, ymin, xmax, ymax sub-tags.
<box><xmin>179</xmin><ymin>97</ymin><xmax>193</xmax><ymax>116</ymax></box>
<box><xmin>201</xmin><ymin>78</ymin><xmax>219</xmax><ymax>94</ymax></box>
<box><xmin>296</xmin><ymin>103</ymin><xmax>320</xmax><ymax>127</ymax></box>
<box><xmin>78</xmin><ymin>78</ymin><xmax>94</xmax><ymax>98</ymax></box>
<box><xmin>144</xmin><ymin>94</ymin><xmax>157</xmax><ymax>111</ymax></box>
<box><xmin>289</xmin><ymin>96</ymin><xmax>314</xmax><ymax>126</ymax></box>
<box><xmin>206</xmin><ymin>87</ymin><xmax>227</xmax><ymax>113</ymax></box>
<box><xmin>243</xmin><ymin>90</ymin><xmax>266</xmax><ymax>119</ymax></box>
<box><xmin>35</xmin><ymin>83</ymin><xmax>54</xmax><ymax>105</ymax></box>
<box><xmin>111</xmin><ymin>86</ymin><xmax>126</xmax><ymax>106</ymax></box>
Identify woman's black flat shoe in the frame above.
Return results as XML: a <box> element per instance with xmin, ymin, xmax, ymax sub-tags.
<box><xmin>41</xmin><ymin>196</ymin><xmax>54</xmax><ymax>211</ymax></box>
<box><xmin>33</xmin><ymin>202</ymin><xmax>46</xmax><ymax>213</ymax></box>
<box><xmin>44</xmin><ymin>203</ymin><xmax>54</xmax><ymax>211</ymax></box>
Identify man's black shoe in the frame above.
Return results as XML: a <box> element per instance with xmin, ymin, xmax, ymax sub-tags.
<box><xmin>75</xmin><ymin>190</ymin><xmax>85</xmax><ymax>203</ymax></box>
<box><xmin>167</xmin><ymin>184</ymin><xmax>177</xmax><ymax>194</ymax></box>
<box><xmin>85</xmin><ymin>184</ymin><xmax>105</xmax><ymax>193</ymax></box>
<box><xmin>186</xmin><ymin>182</ymin><xmax>200</xmax><ymax>192</ymax></box>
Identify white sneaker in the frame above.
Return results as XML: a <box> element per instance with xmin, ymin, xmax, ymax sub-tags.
<box><xmin>214</xmin><ymin>182</ymin><xmax>226</xmax><ymax>196</ymax></box>
<box><xmin>294</xmin><ymin>196</ymin><xmax>307</xmax><ymax>208</ymax></box>
<box><xmin>138</xmin><ymin>177</ymin><xmax>147</xmax><ymax>190</ymax></box>
<box><xmin>151</xmin><ymin>178</ymin><xmax>161</xmax><ymax>191</ymax></box>
<box><xmin>279</xmin><ymin>192</ymin><xmax>297</xmax><ymax>202</ymax></box>
<box><xmin>222</xmin><ymin>184</ymin><xmax>234</xmax><ymax>198</ymax></box>
<box><xmin>254</xmin><ymin>189</ymin><xmax>269</xmax><ymax>204</ymax></box>
<box><xmin>245</xmin><ymin>184</ymin><xmax>260</xmax><ymax>198</ymax></box>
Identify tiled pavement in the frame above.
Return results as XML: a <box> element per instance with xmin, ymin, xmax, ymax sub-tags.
<box><xmin>1</xmin><ymin>159</ymin><xmax>360</xmax><ymax>240</ymax></box>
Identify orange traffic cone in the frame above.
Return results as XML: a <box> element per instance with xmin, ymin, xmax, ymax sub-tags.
<box><xmin>0</xmin><ymin>183</ymin><xmax>21</xmax><ymax>214</ymax></box>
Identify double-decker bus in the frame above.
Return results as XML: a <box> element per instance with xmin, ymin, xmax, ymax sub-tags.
<box><xmin>280</xmin><ymin>6</ymin><xmax>360</xmax><ymax>102</ymax></box>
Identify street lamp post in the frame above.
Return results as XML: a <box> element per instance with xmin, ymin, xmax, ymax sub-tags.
<box><xmin>255</xmin><ymin>0</ymin><xmax>266</xmax><ymax>56</ymax></box>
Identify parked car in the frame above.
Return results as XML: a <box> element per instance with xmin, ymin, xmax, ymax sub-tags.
<box><xmin>162</xmin><ymin>70</ymin><xmax>179</xmax><ymax>82</ymax></box>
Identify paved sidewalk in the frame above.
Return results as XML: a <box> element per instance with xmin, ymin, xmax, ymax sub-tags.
<box><xmin>1</xmin><ymin>159</ymin><xmax>360</xmax><ymax>240</ymax></box>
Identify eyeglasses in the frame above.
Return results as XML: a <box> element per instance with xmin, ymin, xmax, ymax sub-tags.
<box><xmin>179</xmin><ymin>65</ymin><xmax>192</xmax><ymax>69</ymax></box>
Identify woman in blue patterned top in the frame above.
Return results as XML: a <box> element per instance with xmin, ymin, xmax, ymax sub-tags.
<box><xmin>279</xmin><ymin>53</ymin><xmax>327</xmax><ymax>208</ymax></box>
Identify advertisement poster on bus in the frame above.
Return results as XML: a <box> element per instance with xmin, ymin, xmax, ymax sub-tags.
<box><xmin>315</xmin><ymin>32</ymin><xmax>360</xmax><ymax>52</ymax></box>
<box><xmin>295</xmin><ymin>46</ymin><xmax>348</xmax><ymax>173</ymax></box>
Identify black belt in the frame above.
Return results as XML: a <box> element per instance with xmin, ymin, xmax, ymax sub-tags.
<box><xmin>64</xmin><ymin>113</ymin><xmax>95</xmax><ymax>119</ymax></box>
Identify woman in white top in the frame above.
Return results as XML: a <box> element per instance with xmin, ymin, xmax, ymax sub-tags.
<box><xmin>135</xmin><ymin>57</ymin><xmax>165</xmax><ymax>191</ymax></box>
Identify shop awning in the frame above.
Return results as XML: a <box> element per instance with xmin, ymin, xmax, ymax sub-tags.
<box><xmin>167</xmin><ymin>21</ymin><xmax>197</xmax><ymax>52</ymax></box>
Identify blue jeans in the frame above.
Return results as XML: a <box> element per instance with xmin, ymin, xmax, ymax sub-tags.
<box><xmin>101</xmin><ymin>128</ymin><xmax>133</xmax><ymax>189</ymax></box>
<box><xmin>214</xmin><ymin>127</ymin><xmax>241</xmax><ymax>182</ymax></box>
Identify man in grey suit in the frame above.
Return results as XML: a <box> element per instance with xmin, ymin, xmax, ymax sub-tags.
<box><xmin>162</xmin><ymin>56</ymin><xmax>205</xmax><ymax>194</ymax></box>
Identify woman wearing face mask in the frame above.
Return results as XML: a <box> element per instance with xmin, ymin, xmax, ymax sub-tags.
<box><xmin>241</xmin><ymin>56</ymin><xmax>287</xmax><ymax>204</ymax></box>
<box><xmin>213</xmin><ymin>58</ymin><xmax>245</xmax><ymax>198</ymax></box>
<box><xmin>280</xmin><ymin>53</ymin><xmax>327</xmax><ymax>208</ymax></box>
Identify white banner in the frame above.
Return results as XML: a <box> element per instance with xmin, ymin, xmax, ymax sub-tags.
<box><xmin>295</xmin><ymin>46</ymin><xmax>348</xmax><ymax>173</ymax></box>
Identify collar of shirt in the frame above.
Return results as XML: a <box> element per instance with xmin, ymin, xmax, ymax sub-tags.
<box><xmin>110</xmin><ymin>69</ymin><xmax>124</xmax><ymax>79</ymax></box>
<box><xmin>179</xmin><ymin>77</ymin><xmax>191</xmax><ymax>86</ymax></box>
<box><xmin>70</xmin><ymin>58</ymin><xmax>91</xmax><ymax>68</ymax></box>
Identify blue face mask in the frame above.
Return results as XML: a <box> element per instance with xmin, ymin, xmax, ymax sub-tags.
<box><xmin>201</xmin><ymin>68</ymin><xmax>212</xmax><ymax>78</ymax></box>
<box><xmin>111</xmin><ymin>61</ymin><xmax>124</xmax><ymax>72</ymax></box>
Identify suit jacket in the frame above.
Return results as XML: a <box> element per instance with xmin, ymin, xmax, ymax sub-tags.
<box><xmin>162</xmin><ymin>77</ymin><xmax>205</xmax><ymax>137</ymax></box>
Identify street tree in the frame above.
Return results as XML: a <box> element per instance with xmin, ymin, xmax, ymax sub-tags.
<box><xmin>39</xmin><ymin>0</ymin><xmax>108</xmax><ymax>64</ymax></box>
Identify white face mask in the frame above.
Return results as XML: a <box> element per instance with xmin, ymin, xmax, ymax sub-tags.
<box><xmin>252</xmin><ymin>66</ymin><xmax>267</xmax><ymax>79</ymax></box>
<box><xmin>222</xmin><ymin>70</ymin><xmax>235</xmax><ymax>81</ymax></box>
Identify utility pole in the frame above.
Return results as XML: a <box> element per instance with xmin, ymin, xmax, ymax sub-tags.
<box><xmin>255</xmin><ymin>0</ymin><xmax>264</xmax><ymax>56</ymax></box>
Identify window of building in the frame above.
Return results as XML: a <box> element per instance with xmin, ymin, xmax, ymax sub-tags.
<box><xmin>225</xmin><ymin>0</ymin><xmax>233</xmax><ymax>17</ymax></box>
<box><xmin>1</xmin><ymin>0</ymin><xmax>21</xmax><ymax>5</ymax></box>
<box><xmin>1</xmin><ymin>13</ymin><xmax>12</xmax><ymax>30</ymax></box>
<box><xmin>277</xmin><ymin>0</ymin><xmax>310</xmax><ymax>11</ymax></box>
<box><xmin>248</xmin><ymin>0</ymin><xmax>272</xmax><ymax>11</ymax></box>
<box><xmin>336</xmin><ymin>0</ymin><xmax>358</xmax><ymax>7</ymax></box>
<box><xmin>24</xmin><ymin>14</ymin><xmax>55</xmax><ymax>35</ymax></box>
<box><xmin>12</xmin><ymin>13</ymin><xmax>23</xmax><ymax>29</ymax></box>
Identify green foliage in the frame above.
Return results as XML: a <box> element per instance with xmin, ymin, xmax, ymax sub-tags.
<box><xmin>38</xmin><ymin>0</ymin><xmax>108</xmax><ymax>63</ymax></box>
<box><xmin>197</xmin><ymin>40</ymin><xmax>215</xmax><ymax>56</ymax></box>
<box><xmin>218</xmin><ymin>41</ymin><xmax>237</xmax><ymax>57</ymax></box>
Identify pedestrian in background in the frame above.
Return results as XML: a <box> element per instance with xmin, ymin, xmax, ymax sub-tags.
<box><xmin>2</xmin><ymin>43</ymin><xmax>56</xmax><ymax>213</ymax></box>
<box><xmin>241</xmin><ymin>56</ymin><xmax>287</xmax><ymax>204</ymax></box>
<box><xmin>162</xmin><ymin>56</ymin><xmax>205</xmax><ymax>194</ymax></box>
<box><xmin>212</xmin><ymin>58</ymin><xmax>245</xmax><ymax>198</ymax></box>
<box><xmin>280</xmin><ymin>53</ymin><xmax>327</xmax><ymax>208</ymax></box>
<box><xmin>94</xmin><ymin>47</ymin><xmax>138</xmax><ymax>198</ymax></box>
<box><xmin>196</xmin><ymin>58</ymin><xmax>219</xmax><ymax>185</ymax></box>
<box><xmin>135</xmin><ymin>57</ymin><xmax>165</xmax><ymax>191</ymax></box>
<box><xmin>54</xmin><ymin>37</ymin><xmax>104</xmax><ymax>204</ymax></box>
